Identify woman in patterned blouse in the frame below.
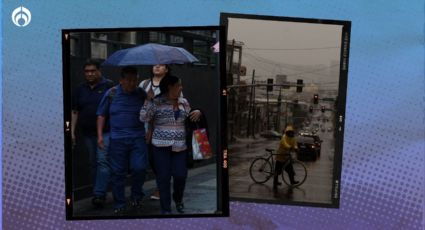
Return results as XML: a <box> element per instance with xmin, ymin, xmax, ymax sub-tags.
<box><xmin>139</xmin><ymin>75</ymin><xmax>193</xmax><ymax>214</ymax></box>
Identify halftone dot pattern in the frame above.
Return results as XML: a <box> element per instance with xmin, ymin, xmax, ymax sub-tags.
<box><xmin>2</xmin><ymin>0</ymin><xmax>424</xmax><ymax>229</ymax></box>
<box><xmin>0</xmin><ymin>1</ymin><xmax>3</xmax><ymax>227</ymax></box>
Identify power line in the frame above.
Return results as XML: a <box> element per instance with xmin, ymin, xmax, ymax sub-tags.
<box><xmin>243</xmin><ymin>53</ymin><xmax>340</xmax><ymax>77</ymax></box>
<box><xmin>244</xmin><ymin>45</ymin><xmax>340</xmax><ymax>51</ymax></box>
<box><xmin>244</xmin><ymin>50</ymin><xmax>340</xmax><ymax>74</ymax></box>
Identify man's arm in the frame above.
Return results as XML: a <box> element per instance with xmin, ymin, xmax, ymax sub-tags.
<box><xmin>97</xmin><ymin>116</ymin><xmax>106</xmax><ymax>149</ymax></box>
<box><xmin>96</xmin><ymin>89</ymin><xmax>111</xmax><ymax>149</ymax></box>
<box><xmin>280</xmin><ymin>137</ymin><xmax>292</xmax><ymax>150</ymax></box>
<box><xmin>71</xmin><ymin>110</ymin><xmax>78</xmax><ymax>146</ymax></box>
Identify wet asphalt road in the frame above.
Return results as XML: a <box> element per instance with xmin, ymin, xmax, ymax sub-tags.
<box><xmin>228</xmin><ymin>132</ymin><xmax>335</xmax><ymax>205</ymax></box>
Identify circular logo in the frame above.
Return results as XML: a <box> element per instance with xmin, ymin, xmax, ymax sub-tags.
<box><xmin>11</xmin><ymin>6</ymin><xmax>31</xmax><ymax>27</ymax></box>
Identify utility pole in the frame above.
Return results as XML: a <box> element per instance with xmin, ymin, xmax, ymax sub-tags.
<box><xmin>266</xmin><ymin>78</ymin><xmax>273</xmax><ymax>130</ymax></box>
<box><xmin>228</xmin><ymin>39</ymin><xmax>235</xmax><ymax>141</ymax></box>
<box><xmin>252</xmin><ymin>78</ymin><xmax>256</xmax><ymax>137</ymax></box>
<box><xmin>246</xmin><ymin>69</ymin><xmax>255</xmax><ymax>138</ymax></box>
<box><xmin>266</xmin><ymin>89</ymin><xmax>270</xmax><ymax>130</ymax></box>
<box><xmin>285</xmin><ymin>101</ymin><xmax>288</xmax><ymax>129</ymax></box>
<box><xmin>276</xmin><ymin>87</ymin><xmax>282</xmax><ymax>132</ymax></box>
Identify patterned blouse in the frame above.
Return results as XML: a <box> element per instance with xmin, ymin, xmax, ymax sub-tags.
<box><xmin>140</xmin><ymin>95</ymin><xmax>191</xmax><ymax>152</ymax></box>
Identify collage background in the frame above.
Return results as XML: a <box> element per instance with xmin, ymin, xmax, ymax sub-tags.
<box><xmin>1</xmin><ymin>0</ymin><xmax>424</xmax><ymax>229</ymax></box>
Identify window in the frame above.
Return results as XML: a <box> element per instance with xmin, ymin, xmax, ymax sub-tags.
<box><xmin>90</xmin><ymin>33</ymin><xmax>107</xmax><ymax>59</ymax></box>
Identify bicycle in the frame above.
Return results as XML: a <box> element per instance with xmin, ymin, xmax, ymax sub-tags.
<box><xmin>249</xmin><ymin>148</ymin><xmax>307</xmax><ymax>188</ymax></box>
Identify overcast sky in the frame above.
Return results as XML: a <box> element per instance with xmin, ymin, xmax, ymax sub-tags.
<box><xmin>227</xmin><ymin>18</ymin><xmax>343</xmax><ymax>89</ymax></box>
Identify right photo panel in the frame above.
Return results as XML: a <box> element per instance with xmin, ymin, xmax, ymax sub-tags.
<box><xmin>221</xmin><ymin>13</ymin><xmax>351</xmax><ymax>207</ymax></box>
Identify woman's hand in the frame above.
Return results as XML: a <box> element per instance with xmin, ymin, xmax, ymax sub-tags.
<box><xmin>145</xmin><ymin>129</ymin><xmax>153</xmax><ymax>144</ymax></box>
<box><xmin>189</xmin><ymin>110</ymin><xmax>202</xmax><ymax>122</ymax></box>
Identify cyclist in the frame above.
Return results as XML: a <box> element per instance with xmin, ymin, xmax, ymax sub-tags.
<box><xmin>273</xmin><ymin>125</ymin><xmax>299</xmax><ymax>189</ymax></box>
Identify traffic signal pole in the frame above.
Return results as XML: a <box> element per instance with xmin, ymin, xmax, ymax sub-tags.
<box><xmin>266</xmin><ymin>87</ymin><xmax>270</xmax><ymax>130</ymax></box>
<box><xmin>276</xmin><ymin>87</ymin><xmax>282</xmax><ymax>132</ymax></box>
<box><xmin>247</xmin><ymin>69</ymin><xmax>255</xmax><ymax>137</ymax></box>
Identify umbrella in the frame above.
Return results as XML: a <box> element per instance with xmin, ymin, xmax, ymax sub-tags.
<box><xmin>102</xmin><ymin>43</ymin><xmax>199</xmax><ymax>66</ymax></box>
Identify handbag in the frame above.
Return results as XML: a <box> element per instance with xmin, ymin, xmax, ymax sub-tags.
<box><xmin>192</xmin><ymin>128</ymin><xmax>212</xmax><ymax>160</ymax></box>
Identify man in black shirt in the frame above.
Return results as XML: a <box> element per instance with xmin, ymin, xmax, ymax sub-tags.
<box><xmin>71</xmin><ymin>59</ymin><xmax>114</xmax><ymax>207</ymax></box>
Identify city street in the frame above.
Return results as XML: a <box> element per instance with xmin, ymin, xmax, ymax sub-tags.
<box><xmin>72</xmin><ymin>163</ymin><xmax>218</xmax><ymax>217</ymax></box>
<box><xmin>229</xmin><ymin>131</ymin><xmax>335</xmax><ymax>204</ymax></box>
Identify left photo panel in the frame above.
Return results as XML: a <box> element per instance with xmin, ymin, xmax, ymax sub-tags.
<box><xmin>62</xmin><ymin>26</ymin><xmax>228</xmax><ymax>220</ymax></box>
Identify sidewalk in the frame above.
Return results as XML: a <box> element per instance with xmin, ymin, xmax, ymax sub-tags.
<box><xmin>73</xmin><ymin>163</ymin><xmax>218</xmax><ymax>217</ymax></box>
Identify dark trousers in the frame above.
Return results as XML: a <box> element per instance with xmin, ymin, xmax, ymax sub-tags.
<box><xmin>147</xmin><ymin>144</ymin><xmax>156</xmax><ymax>174</ymax></box>
<box><xmin>274</xmin><ymin>160</ymin><xmax>296</xmax><ymax>185</ymax></box>
<box><xmin>81</xmin><ymin>133</ymin><xmax>111</xmax><ymax>197</ymax></box>
<box><xmin>147</xmin><ymin>143</ymin><xmax>160</xmax><ymax>189</ymax></box>
<box><xmin>152</xmin><ymin>146</ymin><xmax>188</xmax><ymax>213</ymax></box>
<box><xmin>109</xmin><ymin>137</ymin><xmax>148</xmax><ymax>209</ymax></box>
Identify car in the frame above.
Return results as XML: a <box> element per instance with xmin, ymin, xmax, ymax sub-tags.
<box><xmin>327</xmin><ymin>127</ymin><xmax>332</xmax><ymax>132</ymax></box>
<box><xmin>299</xmin><ymin>133</ymin><xmax>323</xmax><ymax>157</ymax></box>
<box><xmin>296</xmin><ymin>136</ymin><xmax>319</xmax><ymax>161</ymax></box>
<box><xmin>312</xmin><ymin>123</ymin><xmax>320</xmax><ymax>130</ymax></box>
<box><xmin>260</xmin><ymin>130</ymin><xmax>282</xmax><ymax>139</ymax></box>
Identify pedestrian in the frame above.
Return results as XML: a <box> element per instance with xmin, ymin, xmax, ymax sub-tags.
<box><xmin>273</xmin><ymin>125</ymin><xmax>299</xmax><ymax>190</ymax></box>
<box><xmin>71</xmin><ymin>59</ymin><xmax>114</xmax><ymax>207</ymax></box>
<box><xmin>140</xmin><ymin>75</ymin><xmax>196</xmax><ymax>214</ymax></box>
<box><xmin>139</xmin><ymin>64</ymin><xmax>201</xmax><ymax>200</ymax></box>
<box><xmin>96</xmin><ymin>66</ymin><xmax>148</xmax><ymax>214</ymax></box>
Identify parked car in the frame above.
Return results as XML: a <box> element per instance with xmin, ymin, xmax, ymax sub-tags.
<box><xmin>299</xmin><ymin>133</ymin><xmax>323</xmax><ymax>157</ymax></box>
<box><xmin>296</xmin><ymin>136</ymin><xmax>320</xmax><ymax>161</ymax></box>
<box><xmin>260</xmin><ymin>130</ymin><xmax>282</xmax><ymax>139</ymax></box>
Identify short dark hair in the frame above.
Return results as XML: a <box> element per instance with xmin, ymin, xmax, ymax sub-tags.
<box><xmin>158</xmin><ymin>75</ymin><xmax>180</xmax><ymax>97</ymax></box>
<box><xmin>83</xmin><ymin>59</ymin><xmax>101</xmax><ymax>70</ymax></box>
<box><xmin>121</xmin><ymin>66</ymin><xmax>138</xmax><ymax>79</ymax></box>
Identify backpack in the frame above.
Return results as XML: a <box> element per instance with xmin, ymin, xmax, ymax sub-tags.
<box><xmin>107</xmin><ymin>85</ymin><xmax>146</xmax><ymax>103</ymax></box>
<box><xmin>141</xmin><ymin>79</ymin><xmax>151</xmax><ymax>92</ymax></box>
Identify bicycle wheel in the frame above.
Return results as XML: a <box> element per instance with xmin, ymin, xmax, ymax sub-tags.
<box><xmin>281</xmin><ymin>160</ymin><xmax>307</xmax><ymax>188</ymax></box>
<box><xmin>249</xmin><ymin>158</ymin><xmax>273</xmax><ymax>184</ymax></box>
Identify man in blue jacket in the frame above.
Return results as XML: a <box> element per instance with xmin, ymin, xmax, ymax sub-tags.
<box><xmin>96</xmin><ymin>66</ymin><xmax>148</xmax><ymax>214</ymax></box>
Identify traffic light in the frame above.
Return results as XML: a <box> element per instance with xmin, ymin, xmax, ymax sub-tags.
<box><xmin>309</xmin><ymin>106</ymin><xmax>313</xmax><ymax>113</ymax></box>
<box><xmin>314</xmin><ymin>94</ymin><xmax>319</xmax><ymax>104</ymax></box>
<box><xmin>267</xmin><ymin>78</ymin><xmax>273</xmax><ymax>92</ymax></box>
<box><xmin>321</xmin><ymin>105</ymin><xmax>325</xmax><ymax>113</ymax></box>
<box><xmin>296</xmin><ymin>79</ymin><xmax>303</xmax><ymax>93</ymax></box>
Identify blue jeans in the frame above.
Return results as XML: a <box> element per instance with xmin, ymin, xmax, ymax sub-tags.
<box><xmin>152</xmin><ymin>146</ymin><xmax>187</xmax><ymax>213</ymax></box>
<box><xmin>109</xmin><ymin>137</ymin><xmax>148</xmax><ymax>209</ymax></box>
<box><xmin>81</xmin><ymin>133</ymin><xmax>111</xmax><ymax>197</ymax></box>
